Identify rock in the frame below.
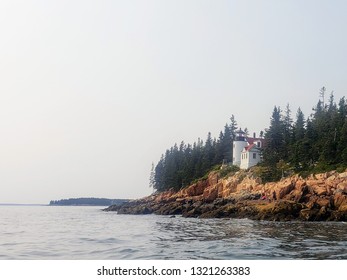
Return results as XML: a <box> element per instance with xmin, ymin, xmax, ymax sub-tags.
<box><xmin>273</xmin><ymin>179</ymin><xmax>295</xmax><ymax>199</ymax></box>
<box><xmin>332</xmin><ymin>193</ymin><xmax>347</xmax><ymax>209</ymax></box>
<box><xmin>314</xmin><ymin>172</ymin><xmax>329</xmax><ymax>180</ymax></box>
<box><xmin>311</xmin><ymin>185</ymin><xmax>327</xmax><ymax>196</ymax></box>
<box><xmin>338</xmin><ymin>204</ymin><xmax>347</xmax><ymax>212</ymax></box>
<box><xmin>236</xmin><ymin>177</ymin><xmax>259</xmax><ymax>192</ymax></box>
<box><xmin>203</xmin><ymin>185</ymin><xmax>218</xmax><ymax>202</ymax></box>
<box><xmin>315</xmin><ymin>197</ymin><xmax>330</xmax><ymax>208</ymax></box>
<box><xmin>329</xmin><ymin>210</ymin><xmax>347</xmax><ymax>221</ymax></box>
<box><xmin>181</xmin><ymin>183</ymin><xmax>204</xmax><ymax>197</ymax></box>
<box><xmin>326</xmin><ymin>174</ymin><xmax>339</xmax><ymax>188</ymax></box>
<box><xmin>229</xmin><ymin>190</ymin><xmax>261</xmax><ymax>201</ymax></box>
<box><xmin>337</xmin><ymin>182</ymin><xmax>347</xmax><ymax>194</ymax></box>
<box><xmin>208</xmin><ymin>172</ymin><xmax>219</xmax><ymax>185</ymax></box>
<box><xmin>300</xmin><ymin>208</ymin><xmax>319</xmax><ymax>221</ymax></box>
<box><xmin>295</xmin><ymin>178</ymin><xmax>306</xmax><ymax>190</ymax></box>
<box><xmin>271</xmin><ymin>200</ymin><xmax>303</xmax><ymax>219</ymax></box>
<box><xmin>107</xmin><ymin>169</ymin><xmax>347</xmax><ymax>222</ymax></box>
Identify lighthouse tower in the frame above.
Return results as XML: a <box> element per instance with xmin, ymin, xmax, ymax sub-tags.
<box><xmin>232</xmin><ymin>129</ymin><xmax>248</xmax><ymax>167</ymax></box>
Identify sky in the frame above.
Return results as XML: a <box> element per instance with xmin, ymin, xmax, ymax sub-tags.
<box><xmin>0</xmin><ymin>0</ymin><xmax>346</xmax><ymax>204</ymax></box>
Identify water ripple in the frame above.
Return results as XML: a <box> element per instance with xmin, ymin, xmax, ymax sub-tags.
<box><xmin>0</xmin><ymin>206</ymin><xmax>346</xmax><ymax>259</ymax></box>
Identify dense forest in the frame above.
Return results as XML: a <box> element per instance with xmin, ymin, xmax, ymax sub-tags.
<box><xmin>151</xmin><ymin>88</ymin><xmax>347</xmax><ymax>192</ymax></box>
<box><xmin>49</xmin><ymin>197</ymin><xmax>130</xmax><ymax>206</ymax></box>
<box><xmin>149</xmin><ymin>115</ymin><xmax>239</xmax><ymax>192</ymax></box>
<box><xmin>261</xmin><ymin>88</ymin><xmax>347</xmax><ymax>181</ymax></box>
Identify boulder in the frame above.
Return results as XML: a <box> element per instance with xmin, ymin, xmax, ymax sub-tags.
<box><xmin>208</xmin><ymin>172</ymin><xmax>219</xmax><ymax>185</ymax></box>
<box><xmin>203</xmin><ymin>185</ymin><xmax>218</xmax><ymax>202</ymax></box>
<box><xmin>332</xmin><ymin>193</ymin><xmax>347</xmax><ymax>209</ymax></box>
<box><xmin>315</xmin><ymin>197</ymin><xmax>331</xmax><ymax>208</ymax></box>
<box><xmin>300</xmin><ymin>208</ymin><xmax>319</xmax><ymax>221</ymax></box>
<box><xmin>326</xmin><ymin>174</ymin><xmax>339</xmax><ymax>188</ymax></box>
<box><xmin>336</xmin><ymin>182</ymin><xmax>347</xmax><ymax>194</ymax></box>
<box><xmin>295</xmin><ymin>178</ymin><xmax>306</xmax><ymax>190</ymax></box>
<box><xmin>273</xmin><ymin>179</ymin><xmax>295</xmax><ymax>200</ymax></box>
<box><xmin>338</xmin><ymin>171</ymin><xmax>347</xmax><ymax>179</ymax></box>
<box><xmin>182</xmin><ymin>182</ymin><xmax>205</xmax><ymax>197</ymax></box>
<box><xmin>311</xmin><ymin>185</ymin><xmax>327</xmax><ymax>196</ymax></box>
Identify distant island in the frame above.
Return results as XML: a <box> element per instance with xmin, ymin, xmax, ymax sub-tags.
<box><xmin>49</xmin><ymin>197</ymin><xmax>130</xmax><ymax>206</ymax></box>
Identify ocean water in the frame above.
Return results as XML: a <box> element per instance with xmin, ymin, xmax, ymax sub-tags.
<box><xmin>0</xmin><ymin>205</ymin><xmax>346</xmax><ymax>260</ymax></box>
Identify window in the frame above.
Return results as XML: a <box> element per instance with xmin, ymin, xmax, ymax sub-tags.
<box><xmin>253</xmin><ymin>153</ymin><xmax>256</xmax><ymax>159</ymax></box>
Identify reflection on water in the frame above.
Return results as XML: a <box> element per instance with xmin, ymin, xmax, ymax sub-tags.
<box><xmin>0</xmin><ymin>206</ymin><xmax>346</xmax><ymax>259</ymax></box>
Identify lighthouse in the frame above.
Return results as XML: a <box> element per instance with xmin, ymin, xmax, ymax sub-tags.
<box><xmin>232</xmin><ymin>129</ymin><xmax>248</xmax><ymax>167</ymax></box>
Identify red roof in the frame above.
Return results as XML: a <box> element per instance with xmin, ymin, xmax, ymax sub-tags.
<box><xmin>244</xmin><ymin>143</ymin><xmax>255</xmax><ymax>151</ymax></box>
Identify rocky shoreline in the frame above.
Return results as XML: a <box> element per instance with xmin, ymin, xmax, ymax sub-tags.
<box><xmin>104</xmin><ymin>169</ymin><xmax>347</xmax><ymax>221</ymax></box>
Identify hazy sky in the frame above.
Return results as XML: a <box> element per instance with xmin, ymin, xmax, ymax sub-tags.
<box><xmin>1</xmin><ymin>0</ymin><xmax>346</xmax><ymax>204</ymax></box>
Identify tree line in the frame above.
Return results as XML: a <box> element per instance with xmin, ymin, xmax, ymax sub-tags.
<box><xmin>49</xmin><ymin>197</ymin><xmax>130</xmax><ymax>206</ymax></box>
<box><xmin>151</xmin><ymin>87</ymin><xmax>347</xmax><ymax>192</ymax></box>
<box><xmin>150</xmin><ymin>115</ymin><xmax>241</xmax><ymax>192</ymax></box>
<box><xmin>261</xmin><ymin>87</ymin><xmax>347</xmax><ymax>181</ymax></box>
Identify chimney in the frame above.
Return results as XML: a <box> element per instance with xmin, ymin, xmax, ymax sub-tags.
<box><xmin>253</xmin><ymin>132</ymin><xmax>256</xmax><ymax>138</ymax></box>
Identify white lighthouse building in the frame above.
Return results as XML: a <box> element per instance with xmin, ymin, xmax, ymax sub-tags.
<box><xmin>232</xmin><ymin>129</ymin><xmax>248</xmax><ymax>167</ymax></box>
<box><xmin>232</xmin><ymin>129</ymin><xmax>263</xmax><ymax>169</ymax></box>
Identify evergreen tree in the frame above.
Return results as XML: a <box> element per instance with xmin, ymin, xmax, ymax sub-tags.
<box><xmin>213</xmin><ymin>131</ymin><xmax>224</xmax><ymax>165</ymax></box>
<box><xmin>337</xmin><ymin>97</ymin><xmax>347</xmax><ymax>163</ymax></box>
<box><xmin>149</xmin><ymin>162</ymin><xmax>155</xmax><ymax>190</ymax></box>
<box><xmin>221</xmin><ymin>124</ymin><xmax>233</xmax><ymax>163</ymax></box>
<box><xmin>230</xmin><ymin>115</ymin><xmax>238</xmax><ymax>140</ymax></box>
<box><xmin>152</xmin><ymin>92</ymin><xmax>347</xmax><ymax>191</ymax></box>
<box><xmin>263</xmin><ymin>106</ymin><xmax>285</xmax><ymax>166</ymax></box>
<box><xmin>294</xmin><ymin>108</ymin><xmax>305</xmax><ymax>140</ymax></box>
<box><xmin>339</xmin><ymin>120</ymin><xmax>347</xmax><ymax>165</ymax></box>
<box><xmin>282</xmin><ymin>103</ymin><xmax>293</xmax><ymax>159</ymax></box>
<box><xmin>290</xmin><ymin>108</ymin><xmax>306</xmax><ymax>170</ymax></box>
<box><xmin>202</xmin><ymin>132</ymin><xmax>214</xmax><ymax>173</ymax></box>
<box><xmin>154</xmin><ymin>155</ymin><xmax>165</xmax><ymax>191</ymax></box>
<box><xmin>229</xmin><ymin>114</ymin><xmax>238</xmax><ymax>162</ymax></box>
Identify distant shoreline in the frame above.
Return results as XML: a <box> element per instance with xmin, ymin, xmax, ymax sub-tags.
<box><xmin>0</xmin><ymin>203</ymin><xmax>47</xmax><ymax>206</ymax></box>
<box><xmin>0</xmin><ymin>203</ymin><xmax>110</xmax><ymax>207</ymax></box>
<box><xmin>49</xmin><ymin>197</ymin><xmax>130</xmax><ymax>207</ymax></box>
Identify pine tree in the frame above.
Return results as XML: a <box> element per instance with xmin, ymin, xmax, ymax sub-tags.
<box><xmin>230</xmin><ymin>115</ymin><xmax>238</xmax><ymax>140</ymax></box>
<box><xmin>149</xmin><ymin>162</ymin><xmax>155</xmax><ymax>190</ymax></box>
<box><xmin>213</xmin><ymin>131</ymin><xmax>224</xmax><ymax>165</ymax></box>
<box><xmin>263</xmin><ymin>106</ymin><xmax>285</xmax><ymax>166</ymax></box>
<box><xmin>282</xmin><ymin>103</ymin><xmax>293</xmax><ymax>160</ymax></box>
<box><xmin>337</xmin><ymin>97</ymin><xmax>347</xmax><ymax>164</ymax></box>
<box><xmin>339</xmin><ymin>120</ymin><xmax>347</xmax><ymax>165</ymax></box>
<box><xmin>221</xmin><ymin>124</ymin><xmax>233</xmax><ymax>163</ymax></box>
<box><xmin>154</xmin><ymin>155</ymin><xmax>165</xmax><ymax>191</ymax></box>
<box><xmin>294</xmin><ymin>108</ymin><xmax>305</xmax><ymax>140</ymax></box>
<box><xmin>202</xmin><ymin>132</ymin><xmax>214</xmax><ymax>173</ymax></box>
<box><xmin>290</xmin><ymin>108</ymin><xmax>306</xmax><ymax>170</ymax></box>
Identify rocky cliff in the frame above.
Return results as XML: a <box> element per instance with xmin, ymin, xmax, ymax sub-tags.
<box><xmin>104</xmin><ymin>169</ymin><xmax>347</xmax><ymax>221</ymax></box>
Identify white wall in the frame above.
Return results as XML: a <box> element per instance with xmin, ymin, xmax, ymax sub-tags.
<box><xmin>232</xmin><ymin>140</ymin><xmax>247</xmax><ymax>166</ymax></box>
<box><xmin>240</xmin><ymin>150</ymin><xmax>261</xmax><ymax>169</ymax></box>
